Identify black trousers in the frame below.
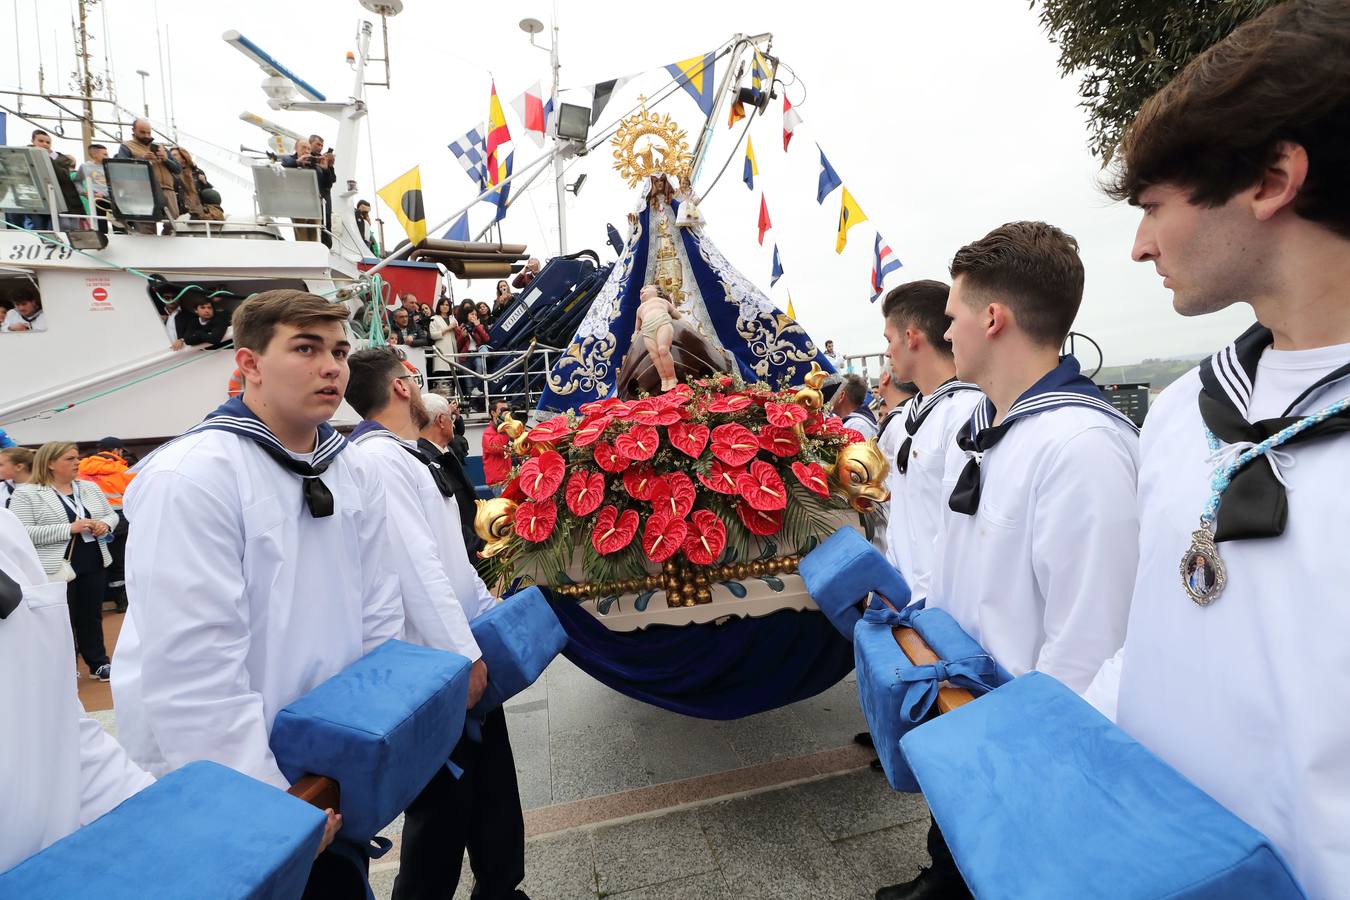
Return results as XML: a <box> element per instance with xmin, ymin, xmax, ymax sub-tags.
<box><xmin>392</xmin><ymin>708</ymin><xmax>527</xmax><ymax>900</ymax></box>
<box><xmin>924</xmin><ymin>815</ymin><xmax>971</xmax><ymax>897</ymax></box>
<box><xmin>67</xmin><ymin>567</ymin><xmax>109</xmax><ymax>671</ymax></box>
<box><xmin>104</xmin><ymin>517</ymin><xmax>129</xmax><ymax>608</ymax></box>
<box><xmin>302</xmin><ymin>847</ymin><xmax>369</xmax><ymax>900</ymax></box>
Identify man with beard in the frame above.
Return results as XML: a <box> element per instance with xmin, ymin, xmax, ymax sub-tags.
<box><xmin>115</xmin><ymin>119</ymin><xmax>182</xmax><ymax>234</ymax></box>
<box><xmin>344</xmin><ymin>347</ymin><xmax>528</xmax><ymax>900</ymax></box>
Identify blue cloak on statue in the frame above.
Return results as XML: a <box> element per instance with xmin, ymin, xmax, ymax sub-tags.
<box><xmin>539</xmin><ymin>195</ymin><xmax>833</xmax><ymax>413</ymax></box>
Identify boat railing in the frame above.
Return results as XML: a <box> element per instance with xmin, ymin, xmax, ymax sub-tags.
<box><xmin>416</xmin><ymin>342</ymin><xmax>565</xmax><ymax>422</ymax></box>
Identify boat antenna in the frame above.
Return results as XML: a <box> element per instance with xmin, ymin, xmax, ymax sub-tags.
<box><xmin>12</xmin><ymin>1</ymin><xmax>23</xmax><ymax>108</ymax></box>
<box><xmin>100</xmin><ymin>0</ymin><xmax>117</xmax><ymax>106</ymax></box>
<box><xmin>35</xmin><ymin>0</ymin><xmax>46</xmax><ymax>95</ymax></box>
<box><xmin>153</xmin><ymin>0</ymin><xmax>170</xmax><ymax>133</ymax></box>
<box><xmin>165</xmin><ymin>23</ymin><xmax>179</xmax><ymax>141</ymax></box>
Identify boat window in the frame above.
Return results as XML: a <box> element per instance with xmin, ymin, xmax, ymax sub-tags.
<box><xmin>148</xmin><ymin>277</ymin><xmax>313</xmax><ymax>351</ymax></box>
<box><xmin>0</xmin><ymin>273</ymin><xmax>46</xmax><ymax>334</ymax></box>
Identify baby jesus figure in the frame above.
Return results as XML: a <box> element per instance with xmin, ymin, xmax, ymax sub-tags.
<box><xmin>634</xmin><ymin>284</ymin><xmax>683</xmax><ymax>391</ymax></box>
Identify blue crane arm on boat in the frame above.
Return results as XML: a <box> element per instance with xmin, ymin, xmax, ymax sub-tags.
<box><xmin>222</xmin><ymin>30</ymin><xmax>327</xmax><ymax>102</ymax></box>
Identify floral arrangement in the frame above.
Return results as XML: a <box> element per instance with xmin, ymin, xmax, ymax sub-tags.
<box><xmin>474</xmin><ymin>370</ymin><xmax>888</xmax><ymax>605</ymax></box>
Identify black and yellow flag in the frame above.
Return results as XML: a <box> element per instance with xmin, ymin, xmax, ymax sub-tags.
<box><xmin>836</xmin><ymin>187</ymin><xmax>867</xmax><ymax>254</ymax></box>
<box><xmin>377</xmin><ymin>166</ymin><xmax>427</xmax><ymax>245</ymax></box>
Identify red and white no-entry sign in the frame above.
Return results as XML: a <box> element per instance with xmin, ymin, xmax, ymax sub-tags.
<box><xmin>91</xmin><ymin>287</ymin><xmax>108</xmax><ymax>302</ymax></box>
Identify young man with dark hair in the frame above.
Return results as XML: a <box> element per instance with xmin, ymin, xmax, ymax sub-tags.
<box><xmin>181</xmin><ymin>298</ymin><xmax>231</xmax><ymax>348</ymax></box>
<box><xmin>113</xmin><ymin>290</ymin><xmax>399</xmax><ymax>896</ymax></box>
<box><xmin>877</xmin><ymin>224</ymin><xmax>1140</xmax><ymax>900</ymax></box>
<box><xmin>879</xmin><ymin>279</ymin><xmax>982</xmax><ymax>595</ymax></box>
<box><xmin>1089</xmin><ymin>3</ymin><xmax>1350</xmax><ymax>894</ymax></box>
<box><xmin>344</xmin><ymin>346</ymin><xmax>528</xmax><ymax>900</ymax></box>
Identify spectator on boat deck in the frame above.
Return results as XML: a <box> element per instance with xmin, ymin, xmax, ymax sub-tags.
<box><xmin>453</xmin><ymin>304</ymin><xmax>491</xmax><ymax>401</ymax></box>
<box><xmin>389</xmin><ymin>307</ymin><xmax>429</xmax><ymax>349</ymax></box>
<box><xmin>159</xmin><ymin>295</ymin><xmax>189</xmax><ymax>351</ymax></box>
<box><xmin>182</xmin><ymin>299</ymin><xmax>231</xmax><ymax>349</ymax></box>
<box><xmin>400</xmin><ymin>292</ymin><xmax>429</xmax><ymax>334</ymax></box>
<box><xmin>355</xmin><ymin>199</ymin><xmax>380</xmax><ymax>256</ymax></box>
<box><xmin>832</xmin><ymin>373</ymin><xmax>879</xmax><ymax>439</ymax></box>
<box><xmin>493</xmin><ymin>280</ymin><xmax>513</xmax><ymax>314</ymax></box>
<box><xmin>281</xmin><ymin>138</ymin><xmax>322</xmax><ymax>242</ymax></box>
<box><xmin>427</xmin><ymin>297</ymin><xmax>457</xmax><ymax>393</ymax></box>
<box><xmin>2</xmin><ymin>289</ymin><xmax>47</xmax><ymax>332</ymax></box>
<box><xmin>307</xmin><ymin>134</ymin><xmax>336</xmax><ymax>247</ymax></box>
<box><xmin>78</xmin><ymin>144</ymin><xmax>113</xmax><ymax>234</ymax></box>
<box><xmin>0</xmin><ymin>446</ymin><xmax>35</xmax><ymax>507</ymax></box>
<box><xmin>198</xmin><ymin>188</ymin><xmax>225</xmax><ymax>222</ymax></box>
<box><xmin>511</xmin><ymin>257</ymin><xmax>541</xmax><ymax>290</ymax></box>
<box><xmin>116</xmin><ymin>118</ymin><xmax>182</xmax><ymax>234</ymax></box>
<box><xmin>52</xmin><ymin>153</ymin><xmax>87</xmax><ymax>232</ymax></box>
<box><xmin>823</xmin><ymin>339</ymin><xmax>847</xmax><ymax>372</ymax></box>
<box><xmin>476</xmin><ymin>301</ymin><xmax>494</xmax><ymax>329</ymax></box>
<box><xmin>7</xmin><ymin>130</ymin><xmax>55</xmax><ymax>231</ymax></box>
<box><xmin>168</xmin><ymin>146</ymin><xmax>211</xmax><ymax>220</ymax></box>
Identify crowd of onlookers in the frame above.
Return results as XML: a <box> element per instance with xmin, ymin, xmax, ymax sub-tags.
<box><xmin>1</xmin><ymin>438</ymin><xmax>136</xmax><ymax>683</ymax></box>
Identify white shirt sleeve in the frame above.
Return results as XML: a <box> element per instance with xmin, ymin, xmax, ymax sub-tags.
<box><xmin>379</xmin><ymin>460</ymin><xmax>481</xmax><ymax>660</ymax></box>
<box><xmin>1029</xmin><ymin>427</ymin><xmax>1139</xmax><ymax>694</ymax></box>
<box><xmin>354</xmin><ymin>465</ymin><xmax>409</xmax><ymax>654</ymax></box>
<box><xmin>123</xmin><ymin>470</ymin><xmax>289</xmax><ymax>788</ymax></box>
<box><xmin>164</xmin><ymin>315</ymin><xmax>179</xmax><ymax>343</ymax></box>
<box><xmin>1083</xmin><ymin>646</ymin><xmax>1125</xmax><ymax>722</ymax></box>
<box><xmin>76</xmin><ymin>714</ymin><xmax>154</xmax><ymax>825</ymax></box>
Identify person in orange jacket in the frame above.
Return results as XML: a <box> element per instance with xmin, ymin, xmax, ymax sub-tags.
<box><xmin>79</xmin><ymin>439</ymin><xmax>136</xmax><ymax>612</ymax></box>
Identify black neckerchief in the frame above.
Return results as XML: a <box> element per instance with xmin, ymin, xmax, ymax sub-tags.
<box><xmin>351</xmin><ymin>422</ymin><xmax>459</xmax><ymax>499</ymax></box>
<box><xmin>896</xmin><ymin>377</ymin><xmax>980</xmax><ymax>475</ymax></box>
<box><xmin>185</xmin><ymin>396</ymin><xmax>347</xmax><ymax>517</ymax></box>
<box><xmin>876</xmin><ymin>408</ymin><xmax>902</xmax><ymax>439</ymax></box>
<box><xmin>0</xmin><ymin>567</ymin><xmax>19</xmax><ymax>619</ymax></box>
<box><xmin>1198</xmin><ymin>323</ymin><xmax>1350</xmax><ymax>542</ymax></box>
<box><xmin>948</xmin><ymin>356</ymin><xmax>1137</xmax><ymax>515</ymax></box>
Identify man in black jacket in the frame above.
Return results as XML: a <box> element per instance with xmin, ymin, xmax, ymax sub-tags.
<box><xmin>181</xmin><ymin>299</ymin><xmax>231</xmax><ymax>348</ymax></box>
<box><xmin>418</xmin><ymin>392</ymin><xmax>482</xmax><ymax>557</ymax></box>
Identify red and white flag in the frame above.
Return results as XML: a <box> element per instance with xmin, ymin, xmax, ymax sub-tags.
<box><xmin>511</xmin><ymin>81</ymin><xmax>548</xmax><ymax>147</ymax></box>
<box><xmin>783</xmin><ymin>95</ymin><xmax>802</xmax><ymax>152</ymax></box>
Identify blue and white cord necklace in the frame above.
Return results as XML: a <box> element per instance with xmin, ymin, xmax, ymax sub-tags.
<box><xmin>1184</xmin><ymin>395</ymin><xmax>1350</xmax><ymax>606</ymax></box>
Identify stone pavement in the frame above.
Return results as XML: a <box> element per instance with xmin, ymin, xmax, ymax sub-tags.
<box><xmin>88</xmin><ymin>655</ymin><xmax>935</xmax><ymax>899</ymax></box>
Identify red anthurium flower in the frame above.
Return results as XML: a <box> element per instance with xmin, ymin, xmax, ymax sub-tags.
<box><xmin>790</xmin><ymin>461</ymin><xmax>832</xmax><ymax>498</ymax></box>
<box><xmin>656</xmin><ymin>384</ymin><xmax>694</xmax><ymax>408</ymax></box>
<box><xmin>841</xmin><ymin>428</ymin><xmax>867</xmax><ymax>444</ymax></box>
<box><xmin>667</xmin><ymin>422</ymin><xmax>710</xmax><ymax>459</ymax></box>
<box><xmin>514</xmin><ymin>499</ymin><xmax>558</xmax><ymax>543</ymax></box>
<box><xmin>573</xmin><ymin>414</ymin><xmax>613</xmax><ymax>447</ymax></box>
<box><xmin>758</xmin><ymin>425</ymin><xmax>801</xmax><ymax>458</ymax></box>
<box><xmin>608</xmin><ymin>400</ymin><xmax>636</xmax><ymax>419</ymax></box>
<box><xmin>527</xmin><ymin>416</ymin><xmax>574</xmax><ymax>445</ymax></box>
<box><xmin>628</xmin><ymin>399</ymin><xmax>683</xmax><ymax>427</ymax></box>
<box><xmin>579</xmin><ymin>397</ymin><xmax>623</xmax><ymax>417</ymax></box>
<box><xmin>697</xmin><ymin>459</ymin><xmax>746</xmax><ymax>495</ymax></box>
<box><xmin>593</xmin><ymin>440</ymin><xmax>630</xmax><ymax>474</ymax></box>
<box><xmin>642</xmin><ymin>510</ymin><xmax>689</xmax><ymax>563</ymax></box>
<box><xmin>766</xmin><ymin>402</ymin><xmax>809</xmax><ymax>428</ymax></box>
<box><xmin>501</xmin><ymin>477</ymin><xmax>526</xmax><ymax>503</ymax></box>
<box><xmin>822</xmin><ymin>415</ymin><xmax>847</xmax><ymax>435</ymax></box>
<box><xmin>592</xmin><ymin>505</ymin><xmax>639</xmax><ymax>555</ymax></box>
<box><xmin>483</xmin><ymin>448</ymin><xmax>514</xmax><ymax>486</ymax></box>
<box><xmin>614</xmin><ymin>424</ymin><xmax>660</xmax><ymax>461</ymax></box>
<box><xmin>803</xmin><ymin>413</ymin><xmax>826</xmax><ymax>436</ymax></box>
<box><xmin>683</xmin><ymin>509</ymin><xmax>727</xmax><ymax>565</ymax></box>
<box><xmin>564</xmin><ymin>470</ymin><xmax>604</xmax><ymax>516</ymax></box>
<box><xmin>737</xmin><ymin>502</ymin><xmax>783</xmax><ymax>536</ymax></box>
<box><xmin>710</xmin><ymin>423</ymin><xmax>760</xmax><ymax>466</ymax></box>
<box><xmin>518</xmin><ymin>451</ymin><xmax>565</xmax><ymax>500</ymax></box>
<box><xmin>735</xmin><ymin>460</ymin><xmax>788</xmax><ymax>511</ymax></box>
<box><xmin>707</xmin><ymin>393</ymin><xmax>753</xmax><ymax>414</ymax></box>
<box><xmin>623</xmin><ymin>464</ymin><xmax>661</xmax><ymax>501</ymax></box>
<box><xmin>650</xmin><ymin>472</ymin><xmax>696</xmax><ymax>520</ymax></box>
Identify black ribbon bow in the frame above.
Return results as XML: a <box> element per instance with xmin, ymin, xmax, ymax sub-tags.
<box><xmin>897</xmin><ymin>379</ymin><xmax>978</xmax><ymax>476</ymax></box>
<box><xmin>947</xmin><ymin>421</ymin><xmax>1016</xmax><ymax>515</ymax></box>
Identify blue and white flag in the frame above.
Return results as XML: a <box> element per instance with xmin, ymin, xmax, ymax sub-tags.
<box><xmin>770</xmin><ymin>244</ymin><xmax>783</xmax><ymax>287</ymax></box>
<box><xmin>443</xmin><ymin>213</ymin><xmax>470</xmax><ymax>242</ymax></box>
<box><xmin>870</xmin><ymin>232</ymin><xmax>902</xmax><ymax>302</ymax></box>
<box><xmin>817</xmin><ymin>145</ymin><xmax>842</xmax><ymax>205</ymax></box>
<box><xmin>447</xmin><ymin>125</ymin><xmax>487</xmax><ymax>188</ymax></box>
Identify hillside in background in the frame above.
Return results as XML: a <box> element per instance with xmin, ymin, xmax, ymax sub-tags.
<box><xmin>1098</xmin><ymin>356</ymin><xmax>1205</xmax><ymax>392</ymax></box>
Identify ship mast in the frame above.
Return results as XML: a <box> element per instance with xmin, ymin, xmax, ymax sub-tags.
<box><xmin>75</xmin><ymin>0</ymin><xmax>97</xmax><ymax>153</ymax></box>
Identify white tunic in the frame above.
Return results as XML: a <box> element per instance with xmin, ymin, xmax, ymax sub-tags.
<box><xmin>1115</xmin><ymin>346</ymin><xmax>1350</xmax><ymax>899</ymax></box>
<box><xmin>112</xmin><ymin>430</ymin><xmax>405</xmax><ymax>789</ymax></box>
<box><xmin>930</xmin><ymin>405</ymin><xmax>1139</xmax><ymax>693</ymax></box>
<box><xmin>0</xmin><ymin>509</ymin><xmax>152</xmax><ymax>875</ymax></box>
<box><xmin>350</xmin><ymin>429</ymin><xmax>494</xmax><ymax>659</ymax></box>
<box><xmin>888</xmin><ymin>390</ymin><xmax>984</xmax><ymax>602</ymax></box>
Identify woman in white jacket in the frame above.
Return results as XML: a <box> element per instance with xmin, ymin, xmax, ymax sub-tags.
<box><xmin>9</xmin><ymin>442</ymin><xmax>119</xmax><ymax>681</ymax></box>
<box><xmin>427</xmin><ymin>297</ymin><xmax>458</xmax><ymax>395</ymax></box>
<box><xmin>0</xmin><ymin>507</ymin><xmax>153</xmax><ymax>875</ymax></box>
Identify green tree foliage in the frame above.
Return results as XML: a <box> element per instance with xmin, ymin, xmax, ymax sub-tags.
<box><xmin>1034</xmin><ymin>0</ymin><xmax>1280</xmax><ymax>160</ymax></box>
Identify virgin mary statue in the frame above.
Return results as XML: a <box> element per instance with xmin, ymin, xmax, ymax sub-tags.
<box><xmin>539</xmin><ymin>110</ymin><xmax>833</xmax><ymax>413</ymax></box>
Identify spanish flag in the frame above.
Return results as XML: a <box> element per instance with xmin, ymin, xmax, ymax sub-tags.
<box><xmin>743</xmin><ymin>137</ymin><xmax>758</xmax><ymax>191</ymax></box>
<box><xmin>485</xmin><ymin>81</ymin><xmax>512</xmax><ymax>188</ymax></box>
<box><xmin>377</xmin><ymin>165</ymin><xmax>427</xmax><ymax>246</ymax></box>
<box><xmin>836</xmin><ymin>187</ymin><xmax>866</xmax><ymax>254</ymax></box>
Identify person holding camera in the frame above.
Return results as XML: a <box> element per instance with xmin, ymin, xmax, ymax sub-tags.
<box><xmin>280</xmin><ymin>138</ymin><xmax>325</xmax><ymax>243</ymax></box>
<box><xmin>116</xmin><ymin>118</ymin><xmax>182</xmax><ymax>234</ymax></box>
<box><xmin>307</xmin><ymin>134</ymin><xmax>337</xmax><ymax>247</ymax></box>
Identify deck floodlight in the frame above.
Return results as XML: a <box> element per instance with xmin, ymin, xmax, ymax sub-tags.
<box><xmin>103</xmin><ymin>158</ymin><xmax>162</xmax><ymax>221</ymax></box>
<box><xmin>251</xmin><ymin>164</ymin><xmax>323</xmax><ymax>220</ymax></box>
<box><xmin>0</xmin><ymin>147</ymin><xmax>67</xmax><ymax>216</ymax></box>
<box><xmin>555</xmin><ymin>102</ymin><xmax>591</xmax><ymax>143</ymax></box>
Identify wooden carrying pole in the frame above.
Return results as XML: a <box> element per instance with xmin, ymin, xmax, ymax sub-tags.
<box><xmin>288</xmin><ymin>774</ymin><xmax>340</xmax><ymax>812</ymax></box>
<box><xmin>893</xmin><ymin>627</ymin><xmax>976</xmax><ymax>715</ymax></box>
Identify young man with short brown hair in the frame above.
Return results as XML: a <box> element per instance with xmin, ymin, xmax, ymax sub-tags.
<box><xmin>113</xmin><ymin>290</ymin><xmax>402</xmax><ymax>896</ymax></box>
<box><xmin>1090</xmin><ymin>2</ymin><xmax>1350</xmax><ymax>894</ymax></box>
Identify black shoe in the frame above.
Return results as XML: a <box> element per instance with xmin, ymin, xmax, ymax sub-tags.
<box><xmin>854</xmin><ymin>731</ymin><xmax>875</xmax><ymax>748</ymax></box>
<box><xmin>875</xmin><ymin>866</ymin><xmax>972</xmax><ymax>900</ymax></box>
<box><xmin>870</xmin><ymin>757</ymin><xmax>884</xmax><ymax>772</ymax></box>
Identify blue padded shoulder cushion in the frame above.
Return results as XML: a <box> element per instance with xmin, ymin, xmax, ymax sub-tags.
<box><xmin>0</xmin><ymin>760</ymin><xmax>324</xmax><ymax>900</ymax></box>
<box><xmin>269</xmin><ymin>639</ymin><xmax>472</xmax><ymax>843</ymax></box>
<box><xmin>901</xmin><ymin>672</ymin><xmax>1305</xmax><ymax>900</ymax></box>
<box><xmin>464</xmin><ymin>586</ymin><xmax>567</xmax><ymax>741</ymax></box>
<box><xmin>799</xmin><ymin>527</ymin><xmax>910</xmax><ymax>641</ymax></box>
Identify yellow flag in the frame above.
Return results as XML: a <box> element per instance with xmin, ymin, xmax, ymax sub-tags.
<box><xmin>377</xmin><ymin>165</ymin><xmax>427</xmax><ymax>246</ymax></box>
<box><xmin>786</xmin><ymin>294</ymin><xmax>797</xmax><ymax>319</ymax></box>
<box><xmin>835</xmin><ymin>187</ymin><xmax>867</xmax><ymax>254</ymax></box>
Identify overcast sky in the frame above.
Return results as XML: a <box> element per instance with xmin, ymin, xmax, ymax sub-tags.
<box><xmin>4</xmin><ymin>0</ymin><xmax>1255</xmax><ymax>366</ymax></box>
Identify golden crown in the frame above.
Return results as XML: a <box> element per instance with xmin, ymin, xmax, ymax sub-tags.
<box><xmin>611</xmin><ymin>105</ymin><xmax>693</xmax><ymax>188</ymax></box>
